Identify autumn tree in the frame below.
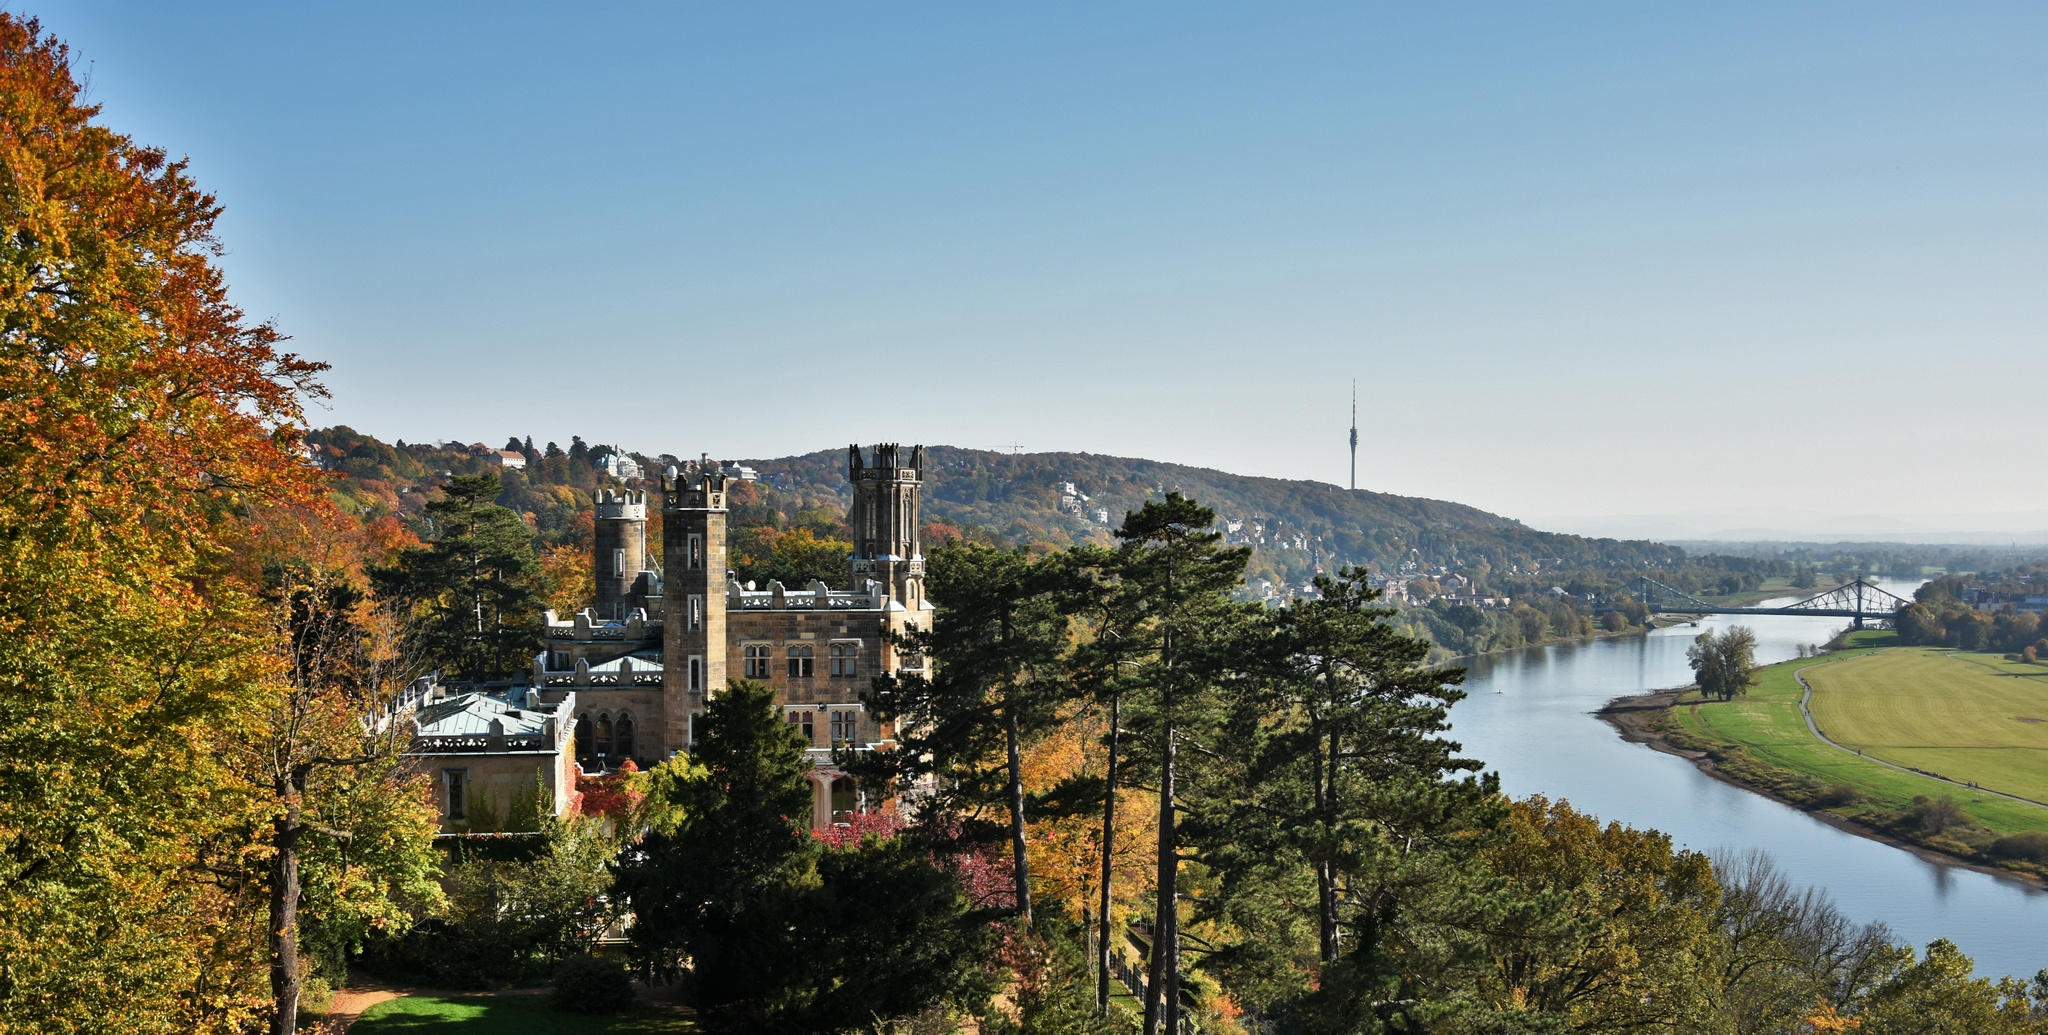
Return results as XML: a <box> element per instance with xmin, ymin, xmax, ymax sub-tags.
<box><xmin>1478</xmin><ymin>796</ymin><xmax>1727</xmax><ymax>1030</ymax></box>
<box><xmin>231</xmin><ymin>543</ymin><xmax>442</xmax><ymax>1035</ymax></box>
<box><xmin>0</xmin><ymin>13</ymin><xmax>332</xmax><ymax>1031</ymax></box>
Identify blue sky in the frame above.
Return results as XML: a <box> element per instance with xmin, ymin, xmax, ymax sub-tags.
<box><xmin>29</xmin><ymin>2</ymin><xmax>2048</xmax><ymax>537</ymax></box>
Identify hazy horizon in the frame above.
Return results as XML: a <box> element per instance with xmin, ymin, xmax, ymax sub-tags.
<box><xmin>33</xmin><ymin>2</ymin><xmax>2047</xmax><ymax>530</ymax></box>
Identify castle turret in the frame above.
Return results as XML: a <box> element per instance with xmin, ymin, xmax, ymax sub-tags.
<box><xmin>847</xmin><ymin>443</ymin><xmax>927</xmax><ymax>611</ymax></box>
<box><xmin>593</xmin><ymin>489</ymin><xmax>648</xmax><ymax>619</ymax></box>
<box><xmin>662</xmin><ymin>459</ymin><xmax>728</xmax><ymax>747</ymax></box>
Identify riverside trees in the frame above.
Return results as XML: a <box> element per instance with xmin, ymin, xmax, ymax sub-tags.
<box><xmin>1690</xmin><ymin>625</ymin><xmax>1761</xmax><ymax>701</ymax></box>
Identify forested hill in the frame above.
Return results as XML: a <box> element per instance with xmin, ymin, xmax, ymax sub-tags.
<box><xmin>303</xmin><ymin>427</ymin><xmax>1682</xmax><ymax>591</ymax></box>
<box><xmin>747</xmin><ymin>446</ymin><xmax>1682</xmax><ymax>583</ymax></box>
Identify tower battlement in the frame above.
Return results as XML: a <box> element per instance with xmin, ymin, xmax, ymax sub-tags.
<box><xmin>594</xmin><ymin>488</ymin><xmax>647</xmax><ymax>521</ymax></box>
<box><xmin>847</xmin><ymin>443</ymin><xmax>929</xmax><ymax>611</ymax></box>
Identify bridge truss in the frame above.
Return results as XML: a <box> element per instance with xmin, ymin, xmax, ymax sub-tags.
<box><xmin>1621</xmin><ymin>576</ymin><xmax>1911</xmax><ymax>629</ymax></box>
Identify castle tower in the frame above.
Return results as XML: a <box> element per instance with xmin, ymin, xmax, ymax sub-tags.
<box><xmin>593</xmin><ymin>489</ymin><xmax>647</xmax><ymax>619</ymax></box>
<box><xmin>847</xmin><ymin>443</ymin><xmax>926</xmax><ymax>610</ymax></box>
<box><xmin>662</xmin><ymin>459</ymin><xmax>728</xmax><ymax>748</ymax></box>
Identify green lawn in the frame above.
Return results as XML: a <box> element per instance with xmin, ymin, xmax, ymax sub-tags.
<box><xmin>1806</xmin><ymin>648</ymin><xmax>2048</xmax><ymax>803</ymax></box>
<box><xmin>352</xmin><ymin>995</ymin><xmax>695</xmax><ymax>1034</ymax></box>
<box><xmin>1666</xmin><ymin>633</ymin><xmax>2048</xmax><ymax>842</ymax></box>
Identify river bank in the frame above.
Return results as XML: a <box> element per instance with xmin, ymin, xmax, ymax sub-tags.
<box><xmin>1596</xmin><ymin>666</ymin><xmax>2048</xmax><ymax>889</ymax></box>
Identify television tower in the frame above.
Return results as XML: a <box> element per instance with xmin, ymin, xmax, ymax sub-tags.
<box><xmin>1348</xmin><ymin>380</ymin><xmax>1358</xmax><ymax>491</ymax></box>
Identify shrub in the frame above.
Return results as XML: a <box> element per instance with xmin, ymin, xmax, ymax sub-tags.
<box><xmin>551</xmin><ymin>953</ymin><xmax>635</xmax><ymax>1014</ymax></box>
<box><xmin>297</xmin><ymin>976</ymin><xmax>334</xmax><ymax>1020</ymax></box>
<box><xmin>1989</xmin><ymin>831</ymin><xmax>2048</xmax><ymax>865</ymax></box>
<box><xmin>1908</xmin><ymin>795</ymin><xmax>1966</xmax><ymax>835</ymax></box>
<box><xmin>1812</xmin><ymin>784</ymin><xmax>1861</xmax><ymax>808</ymax></box>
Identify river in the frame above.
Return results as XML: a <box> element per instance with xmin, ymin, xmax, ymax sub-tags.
<box><xmin>1449</xmin><ymin>576</ymin><xmax>2047</xmax><ymax>979</ymax></box>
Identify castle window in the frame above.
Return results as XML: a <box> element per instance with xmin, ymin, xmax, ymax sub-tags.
<box><xmin>687</xmin><ymin>595</ymin><xmax>703</xmax><ymax>632</ymax></box>
<box><xmin>787</xmin><ymin>709</ymin><xmax>814</xmax><ymax>744</ymax></box>
<box><xmin>549</xmin><ymin>650</ymin><xmax>570</xmax><ymax>671</ymax></box>
<box><xmin>744</xmin><ymin>644</ymin><xmax>772</xmax><ymax>678</ymax></box>
<box><xmin>688</xmin><ymin>656</ymin><xmax>704</xmax><ymax>691</ymax></box>
<box><xmin>787</xmin><ymin>645</ymin><xmax>814</xmax><ymax>678</ymax></box>
<box><xmin>443</xmin><ymin>769</ymin><xmax>468</xmax><ymax>820</ymax></box>
<box><xmin>613</xmin><ymin>548</ymin><xmax>626</xmax><ymax>576</ymax></box>
<box><xmin>596</xmin><ymin>716</ymin><xmax>614</xmax><ymax>757</ymax></box>
<box><xmin>829</xmin><ymin>642</ymin><xmax>858</xmax><ymax>678</ymax></box>
<box><xmin>830</xmin><ymin>709</ymin><xmax>857</xmax><ymax>744</ymax></box>
<box><xmin>615</xmin><ymin>715</ymin><xmax>635</xmax><ymax>759</ymax></box>
<box><xmin>687</xmin><ymin>534</ymin><xmax>703</xmax><ymax>570</ymax></box>
<box><xmin>574</xmin><ymin>716</ymin><xmax>593</xmax><ymax>763</ymax></box>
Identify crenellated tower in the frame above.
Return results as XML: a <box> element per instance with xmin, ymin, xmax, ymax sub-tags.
<box><xmin>661</xmin><ymin>459</ymin><xmax>728</xmax><ymax>746</ymax></box>
<box><xmin>847</xmin><ymin>443</ymin><xmax>926</xmax><ymax>611</ymax></box>
<box><xmin>593</xmin><ymin>489</ymin><xmax>648</xmax><ymax>619</ymax></box>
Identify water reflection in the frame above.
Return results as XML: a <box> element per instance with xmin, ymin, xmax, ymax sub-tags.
<box><xmin>1449</xmin><ymin>577</ymin><xmax>2047</xmax><ymax>978</ymax></box>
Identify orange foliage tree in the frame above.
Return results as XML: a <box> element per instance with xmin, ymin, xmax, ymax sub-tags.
<box><xmin>0</xmin><ymin>14</ymin><xmax>418</xmax><ymax>1034</ymax></box>
<box><xmin>1019</xmin><ymin>705</ymin><xmax>1154</xmax><ymax>931</ymax></box>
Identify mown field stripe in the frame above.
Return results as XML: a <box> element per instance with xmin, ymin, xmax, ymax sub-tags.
<box><xmin>1793</xmin><ymin>651</ymin><xmax>2048</xmax><ymax>812</ymax></box>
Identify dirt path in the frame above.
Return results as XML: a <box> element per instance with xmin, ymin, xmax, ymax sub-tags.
<box><xmin>313</xmin><ymin>976</ymin><xmax>402</xmax><ymax>1034</ymax></box>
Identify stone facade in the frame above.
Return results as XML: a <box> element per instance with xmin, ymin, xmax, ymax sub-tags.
<box><xmin>403</xmin><ymin>686</ymin><xmax>580</xmax><ymax>833</ymax></box>
<box><xmin>529</xmin><ymin>444</ymin><xmax>935</xmax><ymax>829</ymax></box>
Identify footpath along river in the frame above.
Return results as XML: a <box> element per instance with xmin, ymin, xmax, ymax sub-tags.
<box><xmin>1447</xmin><ymin>576</ymin><xmax>2048</xmax><ymax>979</ymax></box>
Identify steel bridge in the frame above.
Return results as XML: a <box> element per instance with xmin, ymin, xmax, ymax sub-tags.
<box><xmin>1620</xmin><ymin>577</ymin><xmax>1911</xmax><ymax>629</ymax></box>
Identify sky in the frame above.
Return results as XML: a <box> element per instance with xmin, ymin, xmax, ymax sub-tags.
<box><xmin>27</xmin><ymin>2</ymin><xmax>2048</xmax><ymax>540</ymax></box>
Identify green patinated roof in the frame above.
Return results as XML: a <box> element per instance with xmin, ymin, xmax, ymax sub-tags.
<box><xmin>413</xmin><ymin>691</ymin><xmax>556</xmax><ymax>738</ymax></box>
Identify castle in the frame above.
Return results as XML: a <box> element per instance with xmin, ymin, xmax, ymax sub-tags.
<box><xmin>416</xmin><ymin>444</ymin><xmax>934</xmax><ymax>832</ymax></box>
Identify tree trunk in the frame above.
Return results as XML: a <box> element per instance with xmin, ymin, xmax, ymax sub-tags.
<box><xmin>1005</xmin><ymin>706</ymin><xmax>1032</xmax><ymax>924</ymax></box>
<box><xmin>270</xmin><ymin>778</ymin><xmax>305</xmax><ymax>1035</ymax></box>
<box><xmin>1143</xmin><ymin>723</ymin><xmax>1177</xmax><ymax>1035</ymax></box>
<box><xmin>1096</xmin><ymin>692</ymin><xmax>1120</xmax><ymax>1016</ymax></box>
<box><xmin>1319</xmin><ymin>723</ymin><xmax>1341</xmax><ymax>964</ymax></box>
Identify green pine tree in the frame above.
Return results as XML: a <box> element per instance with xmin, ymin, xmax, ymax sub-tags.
<box><xmin>615</xmin><ymin>679</ymin><xmax>818</xmax><ymax>1021</ymax></box>
<box><xmin>854</xmin><ymin>540</ymin><xmax>1073</xmax><ymax>924</ymax></box>
<box><xmin>373</xmin><ymin>473</ymin><xmax>541</xmax><ymax>680</ymax></box>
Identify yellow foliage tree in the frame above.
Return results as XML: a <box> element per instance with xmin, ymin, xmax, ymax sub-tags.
<box><xmin>1020</xmin><ymin>706</ymin><xmax>1155</xmax><ymax>929</ymax></box>
<box><xmin>0</xmin><ymin>15</ymin><xmax>432</xmax><ymax>1033</ymax></box>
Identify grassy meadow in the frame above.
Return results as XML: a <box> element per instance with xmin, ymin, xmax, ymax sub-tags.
<box><xmin>351</xmin><ymin>995</ymin><xmax>697</xmax><ymax>1034</ymax></box>
<box><xmin>1657</xmin><ymin>631</ymin><xmax>2048</xmax><ymax>873</ymax></box>
<box><xmin>1806</xmin><ymin>648</ymin><xmax>2048</xmax><ymax>804</ymax></box>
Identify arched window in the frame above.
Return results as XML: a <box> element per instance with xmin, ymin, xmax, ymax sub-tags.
<box><xmin>829</xmin><ymin>642</ymin><xmax>858</xmax><ymax>678</ymax></box>
<box><xmin>615</xmin><ymin>714</ymin><xmax>635</xmax><ymax>760</ymax></box>
<box><xmin>744</xmin><ymin>643</ymin><xmax>771</xmax><ymax>678</ymax></box>
<box><xmin>787</xmin><ymin>644</ymin><xmax>814</xmax><ymax>678</ymax></box>
<box><xmin>596</xmin><ymin>716</ymin><xmax>614</xmax><ymax>757</ymax></box>
<box><xmin>574</xmin><ymin>716</ymin><xmax>593</xmax><ymax>763</ymax></box>
<box><xmin>830</xmin><ymin>777</ymin><xmax>856</xmax><ymax>819</ymax></box>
